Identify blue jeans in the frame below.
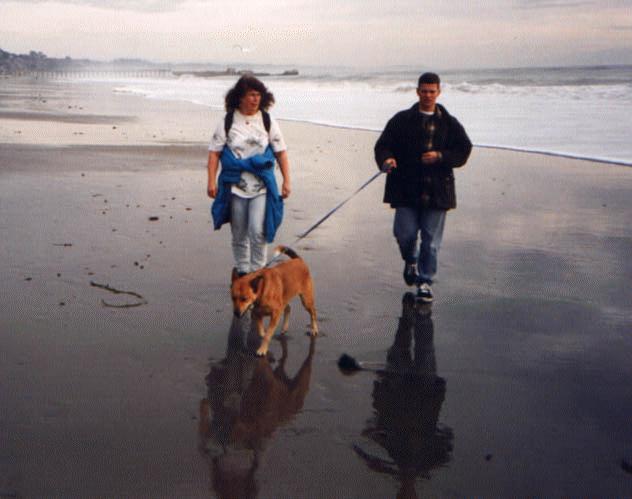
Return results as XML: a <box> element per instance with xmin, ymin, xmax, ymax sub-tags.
<box><xmin>230</xmin><ymin>194</ymin><xmax>267</xmax><ymax>274</ymax></box>
<box><xmin>393</xmin><ymin>207</ymin><xmax>446</xmax><ymax>285</ymax></box>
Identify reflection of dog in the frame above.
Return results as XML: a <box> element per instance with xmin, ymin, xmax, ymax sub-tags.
<box><xmin>199</xmin><ymin>315</ymin><xmax>315</xmax><ymax>498</ymax></box>
<box><xmin>230</xmin><ymin>246</ymin><xmax>318</xmax><ymax>356</ymax></box>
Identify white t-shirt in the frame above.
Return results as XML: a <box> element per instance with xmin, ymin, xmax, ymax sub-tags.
<box><xmin>209</xmin><ymin>110</ymin><xmax>287</xmax><ymax>198</ymax></box>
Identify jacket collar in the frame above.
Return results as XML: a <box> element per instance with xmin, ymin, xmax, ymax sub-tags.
<box><xmin>408</xmin><ymin>102</ymin><xmax>444</xmax><ymax>119</ymax></box>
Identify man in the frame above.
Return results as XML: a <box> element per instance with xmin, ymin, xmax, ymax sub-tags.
<box><xmin>375</xmin><ymin>72</ymin><xmax>472</xmax><ymax>302</ymax></box>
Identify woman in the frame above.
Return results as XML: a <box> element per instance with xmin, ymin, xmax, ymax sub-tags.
<box><xmin>208</xmin><ymin>75</ymin><xmax>291</xmax><ymax>276</ymax></box>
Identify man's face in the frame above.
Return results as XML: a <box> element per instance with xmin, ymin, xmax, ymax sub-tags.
<box><xmin>417</xmin><ymin>83</ymin><xmax>440</xmax><ymax>112</ymax></box>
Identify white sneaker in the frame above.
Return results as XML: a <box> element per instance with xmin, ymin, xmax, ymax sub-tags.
<box><xmin>416</xmin><ymin>283</ymin><xmax>433</xmax><ymax>303</ymax></box>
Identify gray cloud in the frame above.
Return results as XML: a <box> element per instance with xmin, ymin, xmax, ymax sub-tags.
<box><xmin>516</xmin><ymin>0</ymin><xmax>594</xmax><ymax>8</ymax></box>
<box><xmin>0</xmin><ymin>0</ymin><xmax>187</xmax><ymax>12</ymax></box>
<box><xmin>1</xmin><ymin>0</ymin><xmax>630</xmax><ymax>67</ymax></box>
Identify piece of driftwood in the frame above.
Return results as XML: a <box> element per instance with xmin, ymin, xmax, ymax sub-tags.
<box><xmin>89</xmin><ymin>281</ymin><xmax>148</xmax><ymax>308</ymax></box>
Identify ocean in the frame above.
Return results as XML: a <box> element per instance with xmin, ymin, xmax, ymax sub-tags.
<box><xmin>75</xmin><ymin>64</ymin><xmax>632</xmax><ymax>165</ymax></box>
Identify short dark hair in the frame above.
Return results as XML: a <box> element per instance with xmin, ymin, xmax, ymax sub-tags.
<box><xmin>418</xmin><ymin>72</ymin><xmax>441</xmax><ymax>87</ymax></box>
<box><xmin>224</xmin><ymin>74</ymin><xmax>275</xmax><ymax>112</ymax></box>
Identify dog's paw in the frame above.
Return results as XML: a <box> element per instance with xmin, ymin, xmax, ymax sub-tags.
<box><xmin>255</xmin><ymin>347</ymin><xmax>268</xmax><ymax>357</ymax></box>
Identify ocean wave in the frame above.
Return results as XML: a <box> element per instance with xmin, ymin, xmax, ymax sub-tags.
<box><xmin>113</xmin><ymin>86</ymin><xmax>150</xmax><ymax>96</ymax></box>
<box><xmin>393</xmin><ymin>84</ymin><xmax>416</xmax><ymax>93</ymax></box>
<box><xmin>445</xmin><ymin>81</ymin><xmax>632</xmax><ymax>101</ymax></box>
<box><xmin>70</xmin><ymin>66</ymin><xmax>632</xmax><ymax>164</ymax></box>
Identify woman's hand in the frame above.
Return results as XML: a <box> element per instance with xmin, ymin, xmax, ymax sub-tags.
<box><xmin>207</xmin><ymin>151</ymin><xmax>221</xmax><ymax>198</ymax></box>
<box><xmin>281</xmin><ymin>181</ymin><xmax>291</xmax><ymax>199</ymax></box>
<box><xmin>275</xmin><ymin>150</ymin><xmax>291</xmax><ymax>199</ymax></box>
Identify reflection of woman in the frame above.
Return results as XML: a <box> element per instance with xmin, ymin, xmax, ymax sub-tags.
<box><xmin>207</xmin><ymin>75</ymin><xmax>291</xmax><ymax>276</ymax></box>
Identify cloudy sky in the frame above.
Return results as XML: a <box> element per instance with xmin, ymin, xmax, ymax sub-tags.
<box><xmin>1</xmin><ymin>0</ymin><xmax>631</xmax><ymax>68</ymax></box>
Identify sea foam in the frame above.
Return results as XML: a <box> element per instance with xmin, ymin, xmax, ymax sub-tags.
<box><xmin>71</xmin><ymin>64</ymin><xmax>632</xmax><ymax>166</ymax></box>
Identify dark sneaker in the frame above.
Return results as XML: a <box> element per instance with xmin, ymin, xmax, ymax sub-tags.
<box><xmin>416</xmin><ymin>283</ymin><xmax>433</xmax><ymax>303</ymax></box>
<box><xmin>231</xmin><ymin>267</ymin><xmax>248</xmax><ymax>283</ymax></box>
<box><xmin>403</xmin><ymin>262</ymin><xmax>419</xmax><ymax>286</ymax></box>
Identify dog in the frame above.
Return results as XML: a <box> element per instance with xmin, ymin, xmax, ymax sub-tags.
<box><xmin>230</xmin><ymin>246</ymin><xmax>318</xmax><ymax>357</ymax></box>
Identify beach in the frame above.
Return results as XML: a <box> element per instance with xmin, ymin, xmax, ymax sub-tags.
<box><xmin>1</xmin><ymin>77</ymin><xmax>632</xmax><ymax>497</ymax></box>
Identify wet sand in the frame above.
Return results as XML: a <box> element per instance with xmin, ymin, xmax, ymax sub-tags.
<box><xmin>1</xmin><ymin>78</ymin><xmax>632</xmax><ymax>497</ymax></box>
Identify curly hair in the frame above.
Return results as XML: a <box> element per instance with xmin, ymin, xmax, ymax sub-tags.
<box><xmin>224</xmin><ymin>74</ymin><xmax>275</xmax><ymax>112</ymax></box>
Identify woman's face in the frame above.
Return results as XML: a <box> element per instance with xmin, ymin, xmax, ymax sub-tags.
<box><xmin>239</xmin><ymin>89</ymin><xmax>262</xmax><ymax>116</ymax></box>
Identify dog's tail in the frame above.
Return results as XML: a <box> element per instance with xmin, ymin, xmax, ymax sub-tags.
<box><xmin>274</xmin><ymin>245</ymin><xmax>300</xmax><ymax>259</ymax></box>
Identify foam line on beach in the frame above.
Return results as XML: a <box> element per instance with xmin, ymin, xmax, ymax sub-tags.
<box><xmin>275</xmin><ymin>116</ymin><xmax>632</xmax><ymax>167</ymax></box>
<box><xmin>473</xmin><ymin>143</ymin><xmax>632</xmax><ymax>167</ymax></box>
<box><xmin>106</xmin><ymin>81</ymin><xmax>632</xmax><ymax>167</ymax></box>
<box><xmin>0</xmin><ymin>110</ymin><xmax>136</xmax><ymax>124</ymax></box>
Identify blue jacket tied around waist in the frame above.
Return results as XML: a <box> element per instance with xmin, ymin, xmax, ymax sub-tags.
<box><xmin>211</xmin><ymin>146</ymin><xmax>283</xmax><ymax>243</ymax></box>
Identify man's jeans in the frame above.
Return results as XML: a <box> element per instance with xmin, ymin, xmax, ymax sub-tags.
<box><xmin>393</xmin><ymin>207</ymin><xmax>446</xmax><ymax>285</ymax></box>
<box><xmin>230</xmin><ymin>194</ymin><xmax>267</xmax><ymax>274</ymax></box>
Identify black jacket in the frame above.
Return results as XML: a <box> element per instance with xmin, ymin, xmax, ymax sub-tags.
<box><xmin>374</xmin><ymin>103</ymin><xmax>472</xmax><ymax>210</ymax></box>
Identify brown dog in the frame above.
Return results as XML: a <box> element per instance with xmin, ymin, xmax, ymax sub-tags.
<box><xmin>230</xmin><ymin>246</ymin><xmax>318</xmax><ymax>356</ymax></box>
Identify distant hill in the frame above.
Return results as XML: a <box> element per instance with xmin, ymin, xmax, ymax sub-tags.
<box><xmin>0</xmin><ymin>48</ymin><xmax>299</xmax><ymax>77</ymax></box>
<box><xmin>1</xmin><ymin>48</ymin><xmax>80</xmax><ymax>73</ymax></box>
<box><xmin>0</xmin><ymin>48</ymin><xmax>158</xmax><ymax>73</ymax></box>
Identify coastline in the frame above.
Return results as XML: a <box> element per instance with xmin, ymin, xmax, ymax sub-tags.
<box><xmin>2</xmin><ymin>77</ymin><xmax>632</xmax><ymax>497</ymax></box>
<box><xmin>473</xmin><ymin>143</ymin><xmax>632</xmax><ymax>168</ymax></box>
<box><xmin>3</xmin><ymin>75</ymin><xmax>631</xmax><ymax>166</ymax></box>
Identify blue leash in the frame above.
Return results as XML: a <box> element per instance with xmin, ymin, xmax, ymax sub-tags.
<box><xmin>266</xmin><ymin>170</ymin><xmax>383</xmax><ymax>266</ymax></box>
<box><xmin>295</xmin><ymin>170</ymin><xmax>383</xmax><ymax>240</ymax></box>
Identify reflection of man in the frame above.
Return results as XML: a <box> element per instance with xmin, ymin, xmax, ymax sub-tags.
<box><xmin>198</xmin><ymin>315</ymin><xmax>315</xmax><ymax>499</ymax></box>
<box><xmin>375</xmin><ymin>72</ymin><xmax>472</xmax><ymax>303</ymax></box>
<box><xmin>354</xmin><ymin>293</ymin><xmax>453</xmax><ymax>499</ymax></box>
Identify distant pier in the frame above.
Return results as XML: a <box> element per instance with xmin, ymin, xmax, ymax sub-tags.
<box><xmin>1</xmin><ymin>67</ymin><xmax>300</xmax><ymax>79</ymax></box>
<box><xmin>0</xmin><ymin>69</ymin><xmax>174</xmax><ymax>79</ymax></box>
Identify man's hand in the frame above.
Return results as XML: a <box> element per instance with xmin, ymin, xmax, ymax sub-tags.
<box><xmin>381</xmin><ymin>158</ymin><xmax>397</xmax><ymax>173</ymax></box>
<box><xmin>207</xmin><ymin>181</ymin><xmax>218</xmax><ymax>199</ymax></box>
<box><xmin>421</xmin><ymin>151</ymin><xmax>442</xmax><ymax>165</ymax></box>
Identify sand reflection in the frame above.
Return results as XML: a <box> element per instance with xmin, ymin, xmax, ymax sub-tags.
<box><xmin>355</xmin><ymin>293</ymin><xmax>453</xmax><ymax>499</ymax></box>
<box><xmin>198</xmin><ymin>315</ymin><xmax>315</xmax><ymax>498</ymax></box>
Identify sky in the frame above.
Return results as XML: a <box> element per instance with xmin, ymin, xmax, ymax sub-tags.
<box><xmin>1</xmin><ymin>0</ymin><xmax>631</xmax><ymax>69</ymax></box>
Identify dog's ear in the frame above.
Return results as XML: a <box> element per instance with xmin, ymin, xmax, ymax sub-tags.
<box><xmin>231</xmin><ymin>267</ymin><xmax>239</xmax><ymax>283</ymax></box>
<box><xmin>250</xmin><ymin>275</ymin><xmax>264</xmax><ymax>295</ymax></box>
